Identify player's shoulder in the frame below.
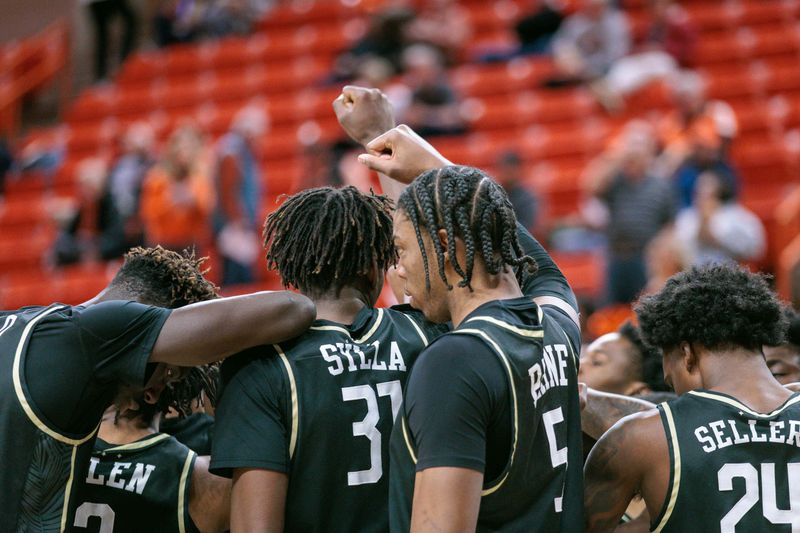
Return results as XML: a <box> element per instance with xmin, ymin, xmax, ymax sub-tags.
<box><xmin>602</xmin><ymin>407</ymin><xmax>666</xmax><ymax>457</ymax></box>
<box><xmin>219</xmin><ymin>345</ymin><xmax>281</xmax><ymax>385</ymax></box>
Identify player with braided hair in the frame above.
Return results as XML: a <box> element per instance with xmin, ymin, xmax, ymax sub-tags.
<box><xmin>210</xmin><ymin>184</ymin><xmax>451</xmax><ymax>532</ymax></box>
<box><xmin>337</xmin><ymin>86</ymin><xmax>583</xmax><ymax>532</ymax></box>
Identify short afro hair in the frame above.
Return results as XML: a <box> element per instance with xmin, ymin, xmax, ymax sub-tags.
<box><xmin>109</xmin><ymin>246</ymin><xmax>219</xmax><ymax>308</ymax></box>
<box><xmin>618</xmin><ymin>320</ymin><xmax>669</xmax><ymax>392</ymax></box>
<box><xmin>635</xmin><ymin>264</ymin><xmax>786</xmax><ymax>353</ymax></box>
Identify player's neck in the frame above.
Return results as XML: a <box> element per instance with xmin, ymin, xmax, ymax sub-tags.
<box><xmin>98</xmin><ymin>405</ymin><xmax>160</xmax><ymax>445</ymax></box>
<box><xmin>447</xmin><ymin>268</ymin><xmax>523</xmax><ymax>327</ymax></box>
<box><xmin>313</xmin><ymin>286</ymin><xmax>371</xmax><ymax>325</ymax></box>
<box><xmin>700</xmin><ymin>349</ymin><xmax>793</xmax><ymax>412</ymax></box>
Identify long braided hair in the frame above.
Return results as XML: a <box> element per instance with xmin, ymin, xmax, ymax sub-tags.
<box><xmin>264</xmin><ymin>186</ymin><xmax>396</xmax><ymax>298</ymax></box>
<box><xmin>397</xmin><ymin>165</ymin><xmax>537</xmax><ymax>291</ymax></box>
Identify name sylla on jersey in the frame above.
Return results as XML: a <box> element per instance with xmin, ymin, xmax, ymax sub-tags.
<box><xmin>84</xmin><ymin>457</ymin><xmax>156</xmax><ymax>495</ymax></box>
<box><xmin>695</xmin><ymin>418</ymin><xmax>800</xmax><ymax>453</ymax></box>
<box><xmin>528</xmin><ymin>343</ymin><xmax>571</xmax><ymax>407</ymax></box>
<box><xmin>321</xmin><ymin>341</ymin><xmax>407</xmax><ymax>376</ymax></box>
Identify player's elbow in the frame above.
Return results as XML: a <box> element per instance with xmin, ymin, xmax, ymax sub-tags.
<box><xmin>262</xmin><ymin>291</ymin><xmax>316</xmax><ymax>343</ymax></box>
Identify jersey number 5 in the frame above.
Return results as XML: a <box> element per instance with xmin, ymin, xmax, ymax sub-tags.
<box><xmin>341</xmin><ymin>380</ymin><xmax>403</xmax><ymax>486</ymax></box>
<box><xmin>718</xmin><ymin>462</ymin><xmax>800</xmax><ymax>531</ymax></box>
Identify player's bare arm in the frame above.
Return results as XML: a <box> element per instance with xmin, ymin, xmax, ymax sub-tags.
<box><xmin>150</xmin><ymin>291</ymin><xmax>315</xmax><ymax>366</ymax></box>
<box><xmin>581</xmin><ymin>385</ymin><xmax>656</xmax><ymax>440</ymax></box>
<box><xmin>584</xmin><ymin>410</ymin><xmax>667</xmax><ymax>533</ymax></box>
<box><xmin>189</xmin><ymin>455</ymin><xmax>231</xmax><ymax>533</ymax></box>
<box><xmin>410</xmin><ymin>467</ymin><xmax>482</xmax><ymax>533</ymax></box>
<box><xmin>230</xmin><ymin>468</ymin><xmax>288</xmax><ymax>533</ymax></box>
<box><xmin>786</xmin><ymin>382</ymin><xmax>800</xmax><ymax>392</ymax></box>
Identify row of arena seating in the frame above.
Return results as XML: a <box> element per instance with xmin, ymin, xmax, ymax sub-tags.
<box><xmin>1</xmin><ymin>0</ymin><xmax>800</xmax><ymax>309</ymax></box>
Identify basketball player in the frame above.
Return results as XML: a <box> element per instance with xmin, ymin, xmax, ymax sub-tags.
<box><xmin>584</xmin><ymin>264</ymin><xmax>800</xmax><ymax>532</ymax></box>
<box><xmin>355</xmin><ymin>122</ymin><xmax>583</xmax><ymax>531</ymax></box>
<box><xmin>0</xmin><ymin>246</ymin><xmax>314</xmax><ymax>532</ymax></box>
<box><xmin>72</xmin><ymin>248</ymin><xmax>228</xmax><ymax>533</ymax></box>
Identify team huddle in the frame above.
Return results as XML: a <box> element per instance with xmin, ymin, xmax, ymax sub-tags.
<box><xmin>1</xmin><ymin>86</ymin><xmax>799</xmax><ymax>533</ymax></box>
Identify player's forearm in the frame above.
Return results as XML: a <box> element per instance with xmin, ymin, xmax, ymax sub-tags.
<box><xmin>150</xmin><ymin>291</ymin><xmax>315</xmax><ymax>365</ymax></box>
<box><xmin>582</xmin><ymin>389</ymin><xmax>655</xmax><ymax>440</ymax></box>
<box><xmin>516</xmin><ymin>223</ymin><xmax>578</xmax><ymax>311</ymax></box>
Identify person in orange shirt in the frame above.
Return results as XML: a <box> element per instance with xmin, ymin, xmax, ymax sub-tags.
<box><xmin>141</xmin><ymin>125</ymin><xmax>213</xmax><ymax>252</ymax></box>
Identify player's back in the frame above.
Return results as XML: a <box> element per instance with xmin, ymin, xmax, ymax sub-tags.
<box><xmin>72</xmin><ymin>433</ymin><xmax>198</xmax><ymax>533</ymax></box>
<box><xmin>213</xmin><ymin>305</ymin><xmax>443</xmax><ymax>533</ymax></box>
<box><xmin>0</xmin><ymin>304</ymin><xmax>96</xmax><ymax>532</ymax></box>
<box><xmin>653</xmin><ymin>390</ymin><xmax>800</xmax><ymax>532</ymax></box>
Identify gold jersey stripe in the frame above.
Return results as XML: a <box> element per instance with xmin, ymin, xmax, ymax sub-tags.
<box><xmin>688</xmin><ymin>390</ymin><xmax>800</xmax><ymax>418</ymax></box>
<box><xmin>178</xmin><ymin>450</ymin><xmax>196</xmax><ymax>533</ymax></box>
<box><xmin>274</xmin><ymin>344</ymin><xmax>299</xmax><ymax>459</ymax></box>
<box><xmin>653</xmin><ymin>404</ymin><xmax>681</xmax><ymax>533</ymax></box>
<box><xmin>102</xmin><ymin>433</ymin><xmax>170</xmax><ymax>453</ymax></box>
<box><xmin>465</xmin><ymin>316</ymin><xmax>544</xmax><ymax>339</ymax></box>
<box><xmin>455</xmin><ymin>328</ymin><xmax>519</xmax><ymax>497</ymax></box>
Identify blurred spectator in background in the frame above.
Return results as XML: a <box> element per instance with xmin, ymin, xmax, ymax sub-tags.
<box><xmin>0</xmin><ymin>138</ymin><xmax>13</xmax><ymax>198</ymax></box>
<box><xmin>584</xmin><ymin>120</ymin><xmax>675</xmax><ymax>304</ymax></box>
<box><xmin>213</xmin><ymin>105</ymin><xmax>266</xmax><ymax>285</ymax></box>
<box><xmin>514</xmin><ymin>0</ymin><xmax>566</xmax><ymax>55</ymax></box>
<box><xmin>603</xmin><ymin>0</ymin><xmax>697</xmax><ymax>106</ymax></box>
<box><xmin>108</xmin><ymin>121</ymin><xmax>155</xmax><ymax>251</ymax></box>
<box><xmin>52</xmin><ymin>158</ymin><xmax>127</xmax><ymax>266</ymax></box>
<box><xmin>140</xmin><ymin>125</ymin><xmax>213</xmax><ymax>252</ymax></box>
<box><xmin>85</xmin><ymin>0</ymin><xmax>138</xmax><ymax>81</ymax></box>
<box><xmin>580</xmin><ymin>320</ymin><xmax>667</xmax><ymax>396</ymax></box>
<box><xmin>657</xmin><ymin>70</ymin><xmax>739</xmax><ymax>206</ymax></box>
<box><xmin>404</xmin><ymin>0</ymin><xmax>472</xmax><ymax>64</ymax></box>
<box><xmin>673</xmin><ymin>169</ymin><xmax>765</xmax><ymax>267</ymax></box>
<box><xmin>400</xmin><ymin>44</ymin><xmax>466</xmax><ymax>137</ymax></box>
<box><xmin>18</xmin><ymin>127</ymin><xmax>68</xmax><ymax>192</ymax></box>
<box><xmin>548</xmin><ymin>0</ymin><xmax>630</xmax><ymax>111</ymax></box>
<box><xmin>154</xmin><ymin>0</ymin><xmax>257</xmax><ymax>47</ymax></box>
<box><xmin>642</xmin><ymin>227</ymin><xmax>682</xmax><ymax>296</ymax></box>
<box><xmin>495</xmin><ymin>151</ymin><xmax>539</xmax><ymax>232</ymax></box>
<box><xmin>764</xmin><ymin>307</ymin><xmax>800</xmax><ymax>385</ymax></box>
<box><xmin>332</xmin><ymin>6</ymin><xmax>415</xmax><ymax>80</ymax></box>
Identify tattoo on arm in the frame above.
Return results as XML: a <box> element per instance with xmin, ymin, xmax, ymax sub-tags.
<box><xmin>582</xmin><ymin>390</ymin><xmax>655</xmax><ymax>440</ymax></box>
<box><xmin>584</xmin><ymin>424</ymin><xmax>640</xmax><ymax>533</ymax></box>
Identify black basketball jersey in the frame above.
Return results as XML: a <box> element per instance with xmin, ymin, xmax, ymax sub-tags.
<box><xmin>72</xmin><ymin>433</ymin><xmax>199</xmax><ymax>533</ymax></box>
<box><xmin>0</xmin><ymin>305</ymin><xmax>99</xmax><ymax>533</ymax></box>
<box><xmin>651</xmin><ymin>390</ymin><xmax>800</xmax><ymax>533</ymax></box>
<box><xmin>389</xmin><ymin>299</ymin><xmax>584</xmax><ymax>532</ymax></box>
<box><xmin>211</xmin><ymin>305</ymin><xmax>447</xmax><ymax>532</ymax></box>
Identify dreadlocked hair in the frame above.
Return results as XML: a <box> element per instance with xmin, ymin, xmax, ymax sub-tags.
<box><xmin>110</xmin><ymin>246</ymin><xmax>219</xmax><ymax>308</ymax></box>
<box><xmin>397</xmin><ymin>165</ymin><xmax>537</xmax><ymax>290</ymax></box>
<box><xmin>110</xmin><ymin>246</ymin><xmax>221</xmax><ymax>425</ymax></box>
<box><xmin>264</xmin><ymin>186</ymin><xmax>396</xmax><ymax>298</ymax></box>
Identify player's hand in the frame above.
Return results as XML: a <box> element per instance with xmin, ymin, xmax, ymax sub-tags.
<box><xmin>358</xmin><ymin>125</ymin><xmax>452</xmax><ymax>184</ymax></box>
<box><xmin>333</xmin><ymin>85</ymin><xmax>395</xmax><ymax>147</ymax></box>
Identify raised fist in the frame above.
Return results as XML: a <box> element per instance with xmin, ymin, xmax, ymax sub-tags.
<box><xmin>332</xmin><ymin>85</ymin><xmax>395</xmax><ymax>147</ymax></box>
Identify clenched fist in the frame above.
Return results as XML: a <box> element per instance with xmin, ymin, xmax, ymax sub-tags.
<box><xmin>357</xmin><ymin>125</ymin><xmax>452</xmax><ymax>185</ymax></box>
<box><xmin>332</xmin><ymin>85</ymin><xmax>395</xmax><ymax>147</ymax></box>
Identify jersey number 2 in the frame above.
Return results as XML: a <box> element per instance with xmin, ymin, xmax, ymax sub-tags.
<box><xmin>74</xmin><ymin>502</ymin><xmax>115</xmax><ymax>533</ymax></box>
<box><xmin>341</xmin><ymin>380</ymin><xmax>403</xmax><ymax>486</ymax></box>
<box><xmin>718</xmin><ymin>462</ymin><xmax>800</xmax><ymax>532</ymax></box>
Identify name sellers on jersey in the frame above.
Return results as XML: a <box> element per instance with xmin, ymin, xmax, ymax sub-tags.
<box><xmin>321</xmin><ymin>341</ymin><xmax>407</xmax><ymax>376</ymax></box>
<box><xmin>695</xmin><ymin>418</ymin><xmax>800</xmax><ymax>453</ymax></box>
<box><xmin>85</xmin><ymin>457</ymin><xmax>156</xmax><ymax>495</ymax></box>
<box><xmin>528</xmin><ymin>343</ymin><xmax>571</xmax><ymax>407</ymax></box>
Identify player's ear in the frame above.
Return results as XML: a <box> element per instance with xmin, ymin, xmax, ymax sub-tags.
<box><xmin>437</xmin><ymin>229</ymin><xmax>449</xmax><ymax>261</ymax></box>
<box><xmin>681</xmin><ymin>342</ymin><xmax>698</xmax><ymax>373</ymax></box>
